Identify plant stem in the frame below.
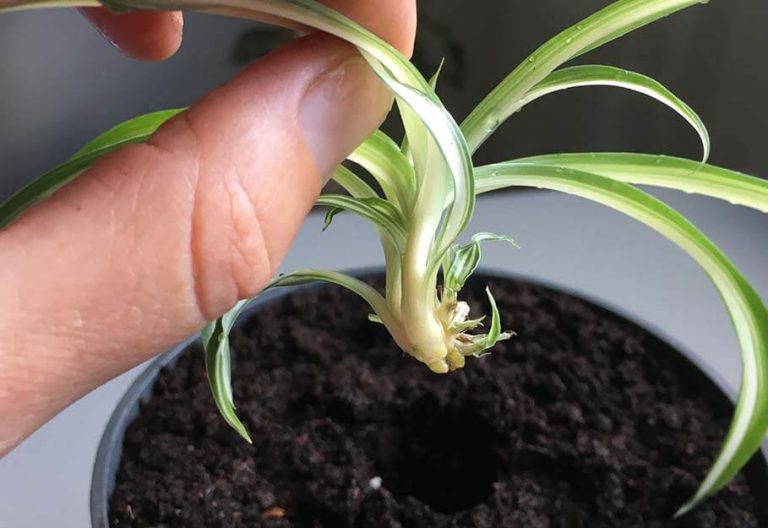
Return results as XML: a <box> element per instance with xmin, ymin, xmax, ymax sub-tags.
<box><xmin>400</xmin><ymin>145</ymin><xmax>451</xmax><ymax>373</ymax></box>
<box><xmin>0</xmin><ymin>0</ymin><xmax>98</xmax><ymax>11</ymax></box>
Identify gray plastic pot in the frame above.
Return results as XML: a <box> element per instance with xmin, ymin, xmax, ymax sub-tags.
<box><xmin>90</xmin><ymin>269</ymin><xmax>768</xmax><ymax>526</ymax></box>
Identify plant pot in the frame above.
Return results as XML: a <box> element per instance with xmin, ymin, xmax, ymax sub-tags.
<box><xmin>91</xmin><ymin>269</ymin><xmax>768</xmax><ymax>527</ymax></box>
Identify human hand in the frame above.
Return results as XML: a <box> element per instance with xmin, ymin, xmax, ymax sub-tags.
<box><xmin>0</xmin><ymin>0</ymin><xmax>415</xmax><ymax>455</ymax></box>
<box><xmin>79</xmin><ymin>7</ymin><xmax>184</xmax><ymax>61</ymax></box>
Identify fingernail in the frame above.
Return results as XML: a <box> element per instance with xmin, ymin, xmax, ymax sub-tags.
<box><xmin>79</xmin><ymin>8</ymin><xmax>119</xmax><ymax>50</ymax></box>
<box><xmin>299</xmin><ymin>55</ymin><xmax>392</xmax><ymax>184</ymax></box>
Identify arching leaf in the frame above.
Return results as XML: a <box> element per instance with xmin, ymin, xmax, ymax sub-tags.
<box><xmin>475</xmin><ymin>162</ymin><xmax>768</xmax><ymax>513</ymax></box>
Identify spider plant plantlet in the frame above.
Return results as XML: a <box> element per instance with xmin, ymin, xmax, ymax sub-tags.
<box><xmin>3</xmin><ymin>0</ymin><xmax>768</xmax><ymax>516</ymax></box>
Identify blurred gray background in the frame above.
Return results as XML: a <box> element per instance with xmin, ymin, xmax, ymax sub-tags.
<box><xmin>1</xmin><ymin>0</ymin><xmax>767</xmax><ymax>204</ymax></box>
<box><xmin>415</xmin><ymin>0</ymin><xmax>768</xmax><ymax>172</ymax></box>
<box><xmin>2</xmin><ymin>3</ymin><xmax>768</xmax><ymax>526</ymax></box>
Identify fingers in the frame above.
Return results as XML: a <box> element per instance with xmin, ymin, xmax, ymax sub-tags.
<box><xmin>79</xmin><ymin>8</ymin><xmax>184</xmax><ymax>61</ymax></box>
<box><xmin>78</xmin><ymin>0</ymin><xmax>416</xmax><ymax>61</ymax></box>
<box><xmin>321</xmin><ymin>0</ymin><xmax>417</xmax><ymax>56</ymax></box>
<box><xmin>0</xmin><ymin>0</ymin><xmax>416</xmax><ymax>452</ymax></box>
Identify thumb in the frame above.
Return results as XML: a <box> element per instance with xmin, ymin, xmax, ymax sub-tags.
<box><xmin>0</xmin><ymin>34</ymin><xmax>391</xmax><ymax>452</ymax></box>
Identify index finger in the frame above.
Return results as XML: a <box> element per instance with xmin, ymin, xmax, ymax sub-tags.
<box><xmin>80</xmin><ymin>0</ymin><xmax>415</xmax><ymax>61</ymax></box>
<box><xmin>79</xmin><ymin>8</ymin><xmax>184</xmax><ymax>61</ymax></box>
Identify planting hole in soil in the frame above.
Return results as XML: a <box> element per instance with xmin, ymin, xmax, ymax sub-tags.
<box><xmin>375</xmin><ymin>401</ymin><xmax>498</xmax><ymax>513</ymax></box>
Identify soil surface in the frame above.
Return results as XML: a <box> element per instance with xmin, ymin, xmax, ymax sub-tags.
<box><xmin>109</xmin><ymin>276</ymin><xmax>762</xmax><ymax>527</ymax></box>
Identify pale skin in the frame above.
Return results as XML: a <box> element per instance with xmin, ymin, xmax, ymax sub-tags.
<box><xmin>0</xmin><ymin>0</ymin><xmax>416</xmax><ymax>456</ymax></box>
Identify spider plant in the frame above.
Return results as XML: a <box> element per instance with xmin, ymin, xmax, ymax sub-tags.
<box><xmin>2</xmin><ymin>0</ymin><xmax>768</xmax><ymax>515</ymax></box>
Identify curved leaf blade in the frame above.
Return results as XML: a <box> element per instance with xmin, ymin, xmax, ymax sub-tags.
<box><xmin>443</xmin><ymin>232</ymin><xmax>519</xmax><ymax>294</ymax></box>
<box><xmin>0</xmin><ymin>0</ymin><xmax>99</xmax><ymax>13</ymax></box>
<box><xmin>475</xmin><ymin>287</ymin><xmax>510</xmax><ymax>353</ymax></box>
<box><xmin>201</xmin><ymin>300</ymin><xmax>252</xmax><ymax>443</ymax></box>
<box><xmin>484</xmin><ymin>288</ymin><xmax>503</xmax><ymax>347</ymax></box>
<box><xmin>325</xmin><ymin>167</ymin><xmax>406</xmax><ymax>313</ymax></box>
<box><xmin>428</xmin><ymin>58</ymin><xmax>446</xmax><ymax>90</ymax></box>
<box><xmin>462</xmin><ymin>0</ymin><xmax>707</xmax><ymax>152</ymax></box>
<box><xmin>202</xmin><ymin>268</ymin><xmax>406</xmax><ymax>443</ymax></box>
<box><xmin>348</xmin><ymin>130</ymin><xmax>415</xmax><ymax>212</ymax></box>
<box><xmin>397</xmin><ymin>55</ymin><xmax>442</xmax><ymax>163</ymax></box>
<box><xmin>517</xmin><ymin>65</ymin><xmax>710</xmax><ymax>161</ymax></box>
<box><xmin>0</xmin><ymin>109</ymin><xmax>183</xmax><ymax>227</ymax></box>
<box><xmin>72</xmin><ymin>108</ymin><xmax>184</xmax><ymax>157</ymax></box>
<box><xmin>316</xmin><ymin>194</ymin><xmax>407</xmax><ymax>248</ymax></box>
<box><xmin>148</xmin><ymin>0</ymin><xmax>467</xmax><ymax>187</ymax></box>
<box><xmin>5</xmin><ymin>0</ymin><xmax>475</xmax><ymax>249</ymax></box>
<box><xmin>267</xmin><ymin>269</ymin><xmax>409</xmax><ymax>347</ymax></box>
<box><xmin>453</xmin><ymin>288</ymin><xmax>514</xmax><ymax>357</ymax></box>
<box><xmin>512</xmin><ymin>153</ymin><xmax>768</xmax><ymax>214</ymax></box>
<box><xmin>330</xmin><ymin>165</ymin><xmax>378</xmax><ymax>200</ymax></box>
<box><xmin>475</xmin><ymin>162</ymin><xmax>768</xmax><ymax>512</ymax></box>
<box><xmin>360</xmin><ymin>52</ymin><xmax>475</xmax><ymax>259</ymax></box>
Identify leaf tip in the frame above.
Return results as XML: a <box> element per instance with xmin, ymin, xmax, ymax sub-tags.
<box><xmin>232</xmin><ymin>419</ymin><xmax>253</xmax><ymax>444</ymax></box>
<box><xmin>673</xmin><ymin>500</ymin><xmax>695</xmax><ymax>519</ymax></box>
<box><xmin>675</xmin><ymin>485</ymin><xmax>710</xmax><ymax>519</ymax></box>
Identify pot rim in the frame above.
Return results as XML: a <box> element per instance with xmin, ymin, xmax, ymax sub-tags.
<box><xmin>90</xmin><ymin>266</ymin><xmax>768</xmax><ymax>526</ymax></box>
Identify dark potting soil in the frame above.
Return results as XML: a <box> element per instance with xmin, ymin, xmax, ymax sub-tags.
<box><xmin>109</xmin><ymin>276</ymin><xmax>761</xmax><ymax>528</ymax></box>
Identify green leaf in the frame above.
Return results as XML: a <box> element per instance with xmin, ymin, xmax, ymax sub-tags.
<box><xmin>87</xmin><ymin>0</ymin><xmax>432</xmax><ymax>93</ymax></box>
<box><xmin>515</xmin><ymin>65</ymin><xmax>710</xmax><ymax>161</ymax></box>
<box><xmin>316</xmin><ymin>194</ymin><xmax>408</xmax><ymax>249</ymax></box>
<box><xmin>267</xmin><ymin>269</ymin><xmax>407</xmax><ymax>344</ymax></box>
<box><xmin>453</xmin><ymin>288</ymin><xmax>513</xmax><ymax>357</ymax></box>
<box><xmin>475</xmin><ymin>161</ymin><xmax>768</xmax><ymax>512</ymax></box>
<box><xmin>443</xmin><ymin>232</ymin><xmax>518</xmax><ymax>294</ymax></box>
<box><xmin>333</xmin><ymin>161</ymin><xmax>406</xmax><ymax>312</ymax></box>
<box><xmin>355</xmin><ymin>52</ymin><xmax>477</xmax><ymax>323</ymax></box>
<box><xmin>450</xmin><ymin>315</ymin><xmax>486</xmax><ymax>334</ymax></box>
<box><xmin>428</xmin><ymin>58</ymin><xmax>446</xmax><ymax>90</ymax></box>
<box><xmin>512</xmin><ymin>153</ymin><xmax>768</xmax><ymax>214</ymax></box>
<box><xmin>347</xmin><ymin>130</ymin><xmax>415</xmax><ymax>212</ymax></box>
<box><xmin>400</xmin><ymin>56</ymin><xmax>444</xmax><ymax>192</ymax></box>
<box><xmin>202</xmin><ymin>269</ymin><xmax>406</xmax><ymax>443</ymax></box>
<box><xmin>484</xmin><ymin>288</ymin><xmax>503</xmax><ymax>347</ymax></box>
<box><xmin>475</xmin><ymin>287</ymin><xmax>509</xmax><ymax>353</ymax></box>
<box><xmin>0</xmin><ymin>109</ymin><xmax>183</xmax><ymax>227</ymax></box>
<box><xmin>5</xmin><ymin>0</ymin><xmax>475</xmax><ymax>260</ymax></box>
<box><xmin>72</xmin><ymin>108</ymin><xmax>184</xmax><ymax>158</ymax></box>
<box><xmin>201</xmin><ymin>300</ymin><xmax>252</xmax><ymax>443</ymax></box>
<box><xmin>443</xmin><ymin>243</ymin><xmax>479</xmax><ymax>294</ymax></box>
<box><xmin>330</xmin><ymin>165</ymin><xmax>378</xmax><ymax>199</ymax></box>
<box><xmin>462</xmin><ymin>0</ymin><xmax>707</xmax><ymax>152</ymax></box>
<box><xmin>360</xmin><ymin>53</ymin><xmax>475</xmax><ymax>259</ymax></box>
<box><xmin>0</xmin><ymin>0</ymin><xmax>99</xmax><ymax>14</ymax></box>
<box><xmin>322</xmin><ymin>207</ymin><xmax>342</xmax><ymax>231</ymax></box>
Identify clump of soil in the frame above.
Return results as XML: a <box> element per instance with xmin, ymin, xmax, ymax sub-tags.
<box><xmin>109</xmin><ymin>276</ymin><xmax>762</xmax><ymax>527</ymax></box>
